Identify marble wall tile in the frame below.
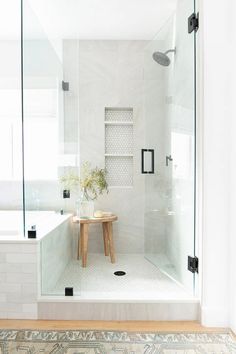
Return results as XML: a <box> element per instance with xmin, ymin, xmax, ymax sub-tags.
<box><xmin>76</xmin><ymin>40</ymin><xmax>149</xmax><ymax>254</ymax></box>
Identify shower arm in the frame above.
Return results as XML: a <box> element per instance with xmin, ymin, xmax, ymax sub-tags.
<box><xmin>165</xmin><ymin>49</ymin><xmax>176</xmax><ymax>55</ymax></box>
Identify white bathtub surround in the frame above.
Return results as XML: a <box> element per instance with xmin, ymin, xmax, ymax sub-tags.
<box><xmin>0</xmin><ymin>241</ymin><xmax>38</xmax><ymax>319</ymax></box>
<box><xmin>41</xmin><ymin>216</ymin><xmax>74</xmax><ymax>294</ymax></box>
<box><xmin>0</xmin><ymin>211</ymin><xmax>71</xmax><ymax>241</ymax></box>
<box><xmin>0</xmin><ymin>212</ymin><xmax>72</xmax><ymax>319</ymax></box>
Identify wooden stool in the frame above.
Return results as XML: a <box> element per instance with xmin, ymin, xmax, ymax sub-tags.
<box><xmin>73</xmin><ymin>215</ymin><xmax>117</xmax><ymax>267</ymax></box>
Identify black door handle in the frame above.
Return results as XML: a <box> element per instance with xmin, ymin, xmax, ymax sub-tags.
<box><xmin>141</xmin><ymin>149</ymin><xmax>154</xmax><ymax>174</ymax></box>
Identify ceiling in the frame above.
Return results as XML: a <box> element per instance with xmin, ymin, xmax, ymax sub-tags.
<box><xmin>0</xmin><ymin>0</ymin><xmax>177</xmax><ymax>40</ymax></box>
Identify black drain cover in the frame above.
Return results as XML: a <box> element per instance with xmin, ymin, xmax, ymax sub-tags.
<box><xmin>114</xmin><ymin>271</ymin><xmax>126</xmax><ymax>276</ymax></box>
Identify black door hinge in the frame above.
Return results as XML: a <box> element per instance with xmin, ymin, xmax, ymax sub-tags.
<box><xmin>62</xmin><ymin>80</ymin><xmax>69</xmax><ymax>91</ymax></box>
<box><xmin>63</xmin><ymin>189</ymin><xmax>70</xmax><ymax>199</ymax></box>
<box><xmin>188</xmin><ymin>256</ymin><xmax>199</xmax><ymax>273</ymax></box>
<box><xmin>65</xmin><ymin>287</ymin><xmax>73</xmax><ymax>296</ymax></box>
<box><xmin>188</xmin><ymin>13</ymin><xmax>199</xmax><ymax>33</ymax></box>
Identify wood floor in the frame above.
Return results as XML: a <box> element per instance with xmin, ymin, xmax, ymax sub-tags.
<box><xmin>0</xmin><ymin>320</ymin><xmax>228</xmax><ymax>332</ymax></box>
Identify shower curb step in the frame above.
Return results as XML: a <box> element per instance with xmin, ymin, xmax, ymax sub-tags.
<box><xmin>38</xmin><ymin>300</ymin><xmax>199</xmax><ymax>321</ymax></box>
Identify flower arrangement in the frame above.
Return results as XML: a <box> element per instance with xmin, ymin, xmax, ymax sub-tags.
<box><xmin>60</xmin><ymin>162</ymin><xmax>108</xmax><ymax>201</ymax></box>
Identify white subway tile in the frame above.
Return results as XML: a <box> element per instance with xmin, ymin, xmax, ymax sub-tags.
<box><xmin>0</xmin><ymin>283</ymin><xmax>21</xmax><ymax>293</ymax></box>
<box><xmin>0</xmin><ymin>264</ymin><xmax>7</xmax><ymax>273</ymax></box>
<box><xmin>21</xmin><ymin>263</ymin><xmax>37</xmax><ymax>274</ymax></box>
<box><xmin>0</xmin><ymin>244</ymin><xmax>22</xmax><ymax>253</ymax></box>
<box><xmin>7</xmin><ymin>293</ymin><xmax>36</xmax><ymax>303</ymax></box>
<box><xmin>0</xmin><ymin>294</ymin><xmax>6</xmax><ymax>303</ymax></box>
<box><xmin>1</xmin><ymin>263</ymin><xmax>37</xmax><ymax>274</ymax></box>
<box><xmin>0</xmin><ymin>304</ymin><xmax>7</xmax><ymax>312</ymax></box>
<box><xmin>21</xmin><ymin>283</ymin><xmax>38</xmax><ymax>294</ymax></box>
<box><xmin>6</xmin><ymin>303</ymin><xmax>22</xmax><ymax>313</ymax></box>
<box><xmin>0</xmin><ymin>254</ymin><xmax>6</xmax><ymax>263</ymax></box>
<box><xmin>0</xmin><ymin>302</ymin><xmax>22</xmax><ymax>312</ymax></box>
<box><xmin>22</xmin><ymin>303</ymin><xmax>37</xmax><ymax>314</ymax></box>
<box><xmin>0</xmin><ymin>273</ymin><xmax>6</xmax><ymax>283</ymax></box>
<box><xmin>21</xmin><ymin>244</ymin><xmax>37</xmax><ymax>254</ymax></box>
<box><xmin>0</xmin><ymin>312</ymin><xmax>7</xmax><ymax>319</ymax></box>
<box><xmin>6</xmin><ymin>273</ymin><xmax>36</xmax><ymax>284</ymax></box>
<box><xmin>29</xmin><ymin>313</ymin><xmax>38</xmax><ymax>320</ymax></box>
<box><xmin>6</xmin><ymin>253</ymin><xmax>37</xmax><ymax>264</ymax></box>
<box><xmin>0</xmin><ymin>244</ymin><xmax>37</xmax><ymax>254</ymax></box>
<box><xmin>5</xmin><ymin>312</ymin><xmax>23</xmax><ymax>319</ymax></box>
<box><xmin>7</xmin><ymin>311</ymin><xmax>38</xmax><ymax>320</ymax></box>
<box><xmin>5</xmin><ymin>264</ymin><xmax>23</xmax><ymax>273</ymax></box>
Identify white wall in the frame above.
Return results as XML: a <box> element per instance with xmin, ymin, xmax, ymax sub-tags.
<box><xmin>229</xmin><ymin>0</ymin><xmax>236</xmax><ymax>334</ymax></box>
<box><xmin>230</xmin><ymin>88</ymin><xmax>236</xmax><ymax>333</ymax></box>
<box><xmin>200</xmin><ymin>0</ymin><xmax>236</xmax><ymax>329</ymax></box>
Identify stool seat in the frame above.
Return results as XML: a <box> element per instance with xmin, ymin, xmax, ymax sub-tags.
<box><xmin>73</xmin><ymin>215</ymin><xmax>117</xmax><ymax>267</ymax></box>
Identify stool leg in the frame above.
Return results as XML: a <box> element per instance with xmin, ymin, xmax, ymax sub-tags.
<box><xmin>82</xmin><ymin>224</ymin><xmax>89</xmax><ymax>267</ymax></box>
<box><xmin>78</xmin><ymin>224</ymin><xmax>83</xmax><ymax>260</ymax></box>
<box><xmin>107</xmin><ymin>222</ymin><xmax>115</xmax><ymax>263</ymax></box>
<box><xmin>102</xmin><ymin>222</ymin><xmax>109</xmax><ymax>256</ymax></box>
<box><xmin>79</xmin><ymin>235</ymin><xmax>82</xmax><ymax>260</ymax></box>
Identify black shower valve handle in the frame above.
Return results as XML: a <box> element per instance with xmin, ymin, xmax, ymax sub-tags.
<box><xmin>166</xmin><ymin>155</ymin><xmax>173</xmax><ymax>166</ymax></box>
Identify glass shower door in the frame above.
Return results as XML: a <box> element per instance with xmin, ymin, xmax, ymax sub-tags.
<box><xmin>0</xmin><ymin>1</ymin><xmax>24</xmax><ymax>237</ymax></box>
<box><xmin>22</xmin><ymin>0</ymin><xmax>81</xmax><ymax>296</ymax></box>
<box><xmin>144</xmin><ymin>0</ymin><xmax>196</xmax><ymax>293</ymax></box>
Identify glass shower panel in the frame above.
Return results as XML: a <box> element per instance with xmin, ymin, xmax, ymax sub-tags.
<box><xmin>22</xmin><ymin>0</ymin><xmax>80</xmax><ymax>295</ymax></box>
<box><xmin>0</xmin><ymin>0</ymin><xmax>24</xmax><ymax>237</ymax></box>
<box><xmin>144</xmin><ymin>0</ymin><xmax>196</xmax><ymax>292</ymax></box>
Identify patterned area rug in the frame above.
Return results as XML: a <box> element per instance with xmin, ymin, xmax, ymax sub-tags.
<box><xmin>0</xmin><ymin>329</ymin><xmax>236</xmax><ymax>353</ymax></box>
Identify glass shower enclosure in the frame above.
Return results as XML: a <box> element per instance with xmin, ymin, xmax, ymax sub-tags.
<box><xmin>19</xmin><ymin>0</ymin><xmax>197</xmax><ymax>297</ymax></box>
<box><xmin>143</xmin><ymin>0</ymin><xmax>197</xmax><ymax>292</ymax></box>
<box><xmin>22</xmin><ymin>0</ymin><xmax>81</xmax><ymax>296</ymax></box>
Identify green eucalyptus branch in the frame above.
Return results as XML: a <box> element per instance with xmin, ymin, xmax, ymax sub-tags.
<box><xmin>60</xmin><ymin>162</ymin><xmax>108</xmax><ymax>200</ymax></box>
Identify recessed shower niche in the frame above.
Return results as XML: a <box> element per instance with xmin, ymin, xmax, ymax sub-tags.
<box><xmin>105</xmin><ymin>107</ymin><xmax>134</xmax><ymax>187</ymax></box>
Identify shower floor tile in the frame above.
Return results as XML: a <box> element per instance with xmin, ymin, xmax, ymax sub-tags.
<box><xmin>52</xmin><ymin>253</ymin><xmax>195</xmax><ymax>300</ymax></box>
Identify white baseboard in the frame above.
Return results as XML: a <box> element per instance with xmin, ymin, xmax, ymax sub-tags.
<box><xmin>201</xmin><ymin>306</ymin><xmax>229</xmax><ymax>327</ymax></box>
<box><xmin>230</xmin><ymin>320</ymin><xmax>236</xmax><ymax>335</ymax></box>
